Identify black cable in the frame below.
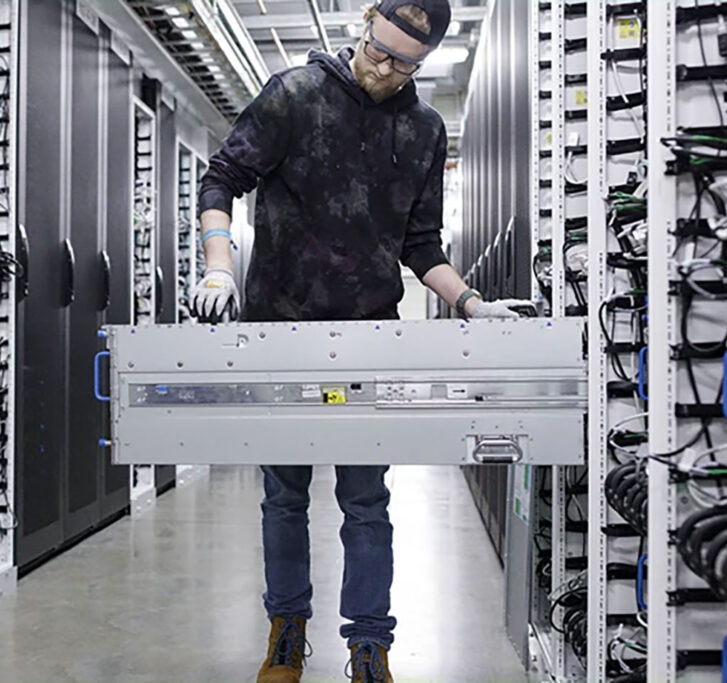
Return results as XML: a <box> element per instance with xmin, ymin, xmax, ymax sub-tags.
<box><xmin>695</xmin><ymin>0</ymin><xmax>727</xmax><ymax>145</ymax></box>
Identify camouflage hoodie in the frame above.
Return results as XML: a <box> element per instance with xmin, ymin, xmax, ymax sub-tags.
<box><xmin>198</xmin><ymin>48</ymin><xmax>450</xmax><ymax>322</ymax></box>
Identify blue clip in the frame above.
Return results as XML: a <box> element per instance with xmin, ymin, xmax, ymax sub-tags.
<box><xmin>638</xmin><ymin>346</ymin><xmax>648</xmax><ymax>401</ymax></box>
<box><xmin>722</xmin><ymin>634</ymin><xmax>727</xmax><ymax>683</ymax></box>
<box><xmin>98</xmin><ymin>439</ymin><xmax>111</xmax><ymax>448</ymax></box>
<box><xmin>94</xmin><ymin>351</ymin><xmax>111</xmax><ymax>402</ymax></box>
<box><xmin>637</xmin><ymin>554</ymin><xmax>648</xmax><ymax>611</ymax></box>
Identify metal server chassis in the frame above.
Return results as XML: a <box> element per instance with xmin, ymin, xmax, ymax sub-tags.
<box><xmin>96</xmin><ymin>318</ymin><xmax>587</xmax><ymax>466</ymax></box>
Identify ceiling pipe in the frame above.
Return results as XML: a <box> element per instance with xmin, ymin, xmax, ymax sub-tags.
<box><xmin>305</xmin><ymin>0</ymin><xmax>332</xmax><ymax>53</ymax></box>
<box><xmin>241</xmin><ymin>7</ymin><xmax>487</xmax><ymax>30</ymax></box>
<box><xmin>270</xmin><ymin>27</ymin><xmax>293</xmax><ymax>67</ymax></box>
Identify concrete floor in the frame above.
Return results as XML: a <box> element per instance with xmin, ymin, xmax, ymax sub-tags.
<box><xmin>0</xmin><ymin>466</ymin><xmax>525</xmax><ymax>683</ymax></box>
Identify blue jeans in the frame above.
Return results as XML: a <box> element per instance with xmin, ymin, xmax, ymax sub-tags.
<box><xmin>261</xmin><ymin>465</ymin><xmax>396</xmax><ymax>649</ymax></box>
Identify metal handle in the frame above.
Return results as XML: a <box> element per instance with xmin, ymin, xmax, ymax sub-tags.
<box><xmin>638</xmin><ymin>346</ymin><xmax>648</xmax><ymax>401</ymax></box>
<box><xmin>100</xmin><ymin>250</ymin><xmax>111</xmax><ymax>311</ymax></box>
<box><xmin>637</xmin><ymin>553</ymin><xmax>648</xmax><ymax>610</ymax></box>
<box><xmin>63</xmin><ymin>238</ymin><xmax>75</xmax><ymax>306</ymax></box>
<box><xmin>472</xmin><ymin>437</ymin><xmax>523</xmax><ymax>464</ymax></box>
<box><xmin>155</xmin><ymin>266</ymin><xmax>163</xmax><ymax>317</ymax></box>
<box><xmin>94</xmin><ymin>351</ymin><xmax>110</xmax><ymax>402</ymax></box>
<box><xmin>16</xmin><ymin>223</ymin><xmax>29</xmax><ymax>299</ymax></box>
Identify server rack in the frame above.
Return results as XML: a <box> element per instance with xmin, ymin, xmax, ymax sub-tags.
<box><xmin>130</xmin><ymin>97</ymin><xmax>158</xmax><ymax>513</ymax></box>
<box><xmin>648</xmin><ymin>4</ymin><xmax>727</xmax><ymax>682</ymax></box>
<box><xmin>459</xmin><ymin>1</ymin><xmax>541</xmax><ymax>606</ymax></box>
<box><xmin>0</xmin><ymin>0</ymin><xmax>17</xmax><ymax>596</ymax></box>
<box><xmin>194</xmin><ymin>156</ymin><xmax>208</xmax><ymax>285</ymax></box>
<box><xmin>176</xmin><ymin>143</ymin><xmax>194</xmax><ymax>324</ymax></box>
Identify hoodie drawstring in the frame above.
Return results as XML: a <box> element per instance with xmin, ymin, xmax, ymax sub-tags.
<box><xmin>391</xmin><ymin>109</ymin><xmax>399</xmax><ymax>166</ymax></box>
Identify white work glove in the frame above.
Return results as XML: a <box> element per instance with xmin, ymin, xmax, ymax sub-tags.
<box><xmin>189</xmin><ymin>269</ymin><xmax>240</xmax><ymax>323</ymax></box>
<box><xmin>469</xmin><ymin>298</ymin><xmax>534</xmax><ymax>320</ymax></box>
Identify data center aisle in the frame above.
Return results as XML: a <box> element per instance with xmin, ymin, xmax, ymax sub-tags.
<box><xmin>0</xmin><ymin>466</ymin><xmax>525</xmax><ymax>683</ymax></box>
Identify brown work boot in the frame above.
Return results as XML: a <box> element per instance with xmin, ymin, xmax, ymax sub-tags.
<box><xmin>256</xmin><ymin>616</ymin><xmax>308</xmax><ymax>683</ymax></box>
<box><xmin>346</xmin><ymin>642</ymin><xmax>394</xmax><ymax>683</ymax></box>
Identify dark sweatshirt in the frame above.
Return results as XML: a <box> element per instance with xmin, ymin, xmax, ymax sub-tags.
<box><xmin>198</xmin><ymin>48</ymin><xmax>450</xmax><ymax>322</ymax></box>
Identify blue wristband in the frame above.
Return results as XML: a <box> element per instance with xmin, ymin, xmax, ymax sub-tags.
<box><xmin>201</xmin><ymin>229</ymin><xmax>232</xmax><ymax>244</ymax></box>
<box><xmin>201</xmin><ymin>229</ymin><xmax>238</xmax><ymax>251</ymax></box>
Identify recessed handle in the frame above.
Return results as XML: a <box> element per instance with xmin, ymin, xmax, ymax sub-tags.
<box><xmin>99</xmin><ymin>250</ymin><xmax>111</xmax><ymax>311</ymax></box>
<box><xmin>63</xmin><ymin>238</ymin><xmax>75</xmax><ymax>306</ymax></box>
<box><xmin>16</xmin><ymin>223</ymin><xmax>29</xmax><ymax>299</ymax></box>
<box><xmin>155</xmin><ymin>266</ymin><xmax>163</xmax><ymax>317</ymax></box>
<box><xmin>472</xmin><ymin>437</ymin><xmax>524</xmax><ymax>464</ymax></box>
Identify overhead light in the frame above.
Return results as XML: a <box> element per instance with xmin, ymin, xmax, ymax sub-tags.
<box><xmin>425</xmin><ymin>46</ymin><xmax>469</xmax><ymax>65</ymax></box>
<box><xmin>201</xmin><ymin>55</ymin><xmax>214</xmax><ymax>63</ymax></box>
<box><xmin>182</xmin><ymin>29</ymin><xmax>197</xmax><ymax>39</ymax></box>
<box><xmin>172</xmin><ymin>16</ymin><xmax>190</xmax><ymax>28</ymax></box>
<box><xmin>345</xmin><ymin>23</ymin><xmax>359</xmax><ymax>38</ymax></box>
<box><xmin>291</xmin><ymin>53</ymin><xmax>309</xmax><ymax>66</ymax></box>
<box><xmin>207</xmin><ymin>64</ymin><xmax>221</xmax><ymax>72</ymax></box>
<box><xmin>192</xmin><ymin>41</ymin><xmax>205</xmax><ymax>49</ymax></box>
<box><xmin>446</xmin><ymin>20</ymin><xmax>461</xmax><ymax>36</ymax></box>
<box><xmin>164</xmin><ymin>6</ymin><xmax>182</xmax><ymax>16</ymax></box>
<box><xmin>310</xmin><ymin>24</ymin><xmax>319</xmax><ymax>36</ymax></box>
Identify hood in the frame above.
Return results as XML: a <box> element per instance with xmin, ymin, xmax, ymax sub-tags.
<box><xmin>307</xmin><ymin>48</ymin><xmax>419</xmax><ymax>111</ymax></box>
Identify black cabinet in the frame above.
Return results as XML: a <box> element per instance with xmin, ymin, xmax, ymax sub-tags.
<box><xmin>15</xmin><ymin>6</ymin><xmax>132</xmax><ymax>571</ymax></box>
<box><xmin>66</xmin><ymin>10</ymin><xmax>103</xmax><ymax>542</ymax></box>
<box><xmin>15</xmin><ymin>0</ymin><xmax>66</xmax><ymax>570</ymax></box>
<box><xmin>103</xmin><ymin>47</ymin><xmax>132</xmax><ymax>520</ymax></box>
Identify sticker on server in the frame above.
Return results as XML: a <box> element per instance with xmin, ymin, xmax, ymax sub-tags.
<box><xmin>617</xmin><ymin>18</ymin><xmax>640</xmax><ymax>40</ymax></box>
<box><xmin>301</xmin><ymin>384</ymin><xmax>321</xmax><ymax>399</ymax></box>
<box><xmin>513</xmin><ymin>464</ymin><xmax>531</xmax><ymax>524</ymax></box>
<box><xmin>322</xmin><ymin>387</ymin><xmax>346</xmax><ymax>404</ymax></box>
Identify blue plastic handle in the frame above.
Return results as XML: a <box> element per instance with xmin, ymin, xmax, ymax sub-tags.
<box><xmin>94</xmin><ymin>351</ymin><xmax>110</xmax><ymax>403</ymax></box>
<box><xmin>638</xmin><ymin>346</ymin><xmax>649</xmax><ymax>401</ymax></box>
<box><xmin>723</xmin><ymin>351</ymin><xmax>727</xmax><ymax>419</ymax></box>
<box><xmin>637</xmin><ymin>553</ymin><xmax>648</xmax><ymax>611</ymax></box>
<box><xmin>722</xmin><ymin>634</ymin><xmax>727</xmax><ymax>683</ymax></box>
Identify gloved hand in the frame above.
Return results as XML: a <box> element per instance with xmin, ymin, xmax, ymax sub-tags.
<box><xmin>189</xmin><ymin>269</ymin><xmax>240</xmax><ymax>323</ymax></box>
<box><xmin>468</xmin><ymin>298</ymin><xmax>535</xmax><ymax>319</ymax></box>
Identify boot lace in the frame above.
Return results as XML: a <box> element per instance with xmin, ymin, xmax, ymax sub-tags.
<box><xmin>345</xmin><ymin>641</ymin><xmax>387</xmax><ymax>682</ymax></box>
<box><xmin>269</xmin><ymin>619</ymin><xmax>310</xmax><ymax>668</ymax></box>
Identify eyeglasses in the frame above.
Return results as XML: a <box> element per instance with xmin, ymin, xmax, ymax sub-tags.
<box><xmin>363</xmin><ymin>21</ymin><xmax>424</xmax><ymax>76</ymax></box>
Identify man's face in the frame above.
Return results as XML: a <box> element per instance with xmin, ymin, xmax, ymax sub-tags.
<box><xmin>351</xmin><ymin>13</ymin><xmax>431</xmax><ymax>103</ymax></box>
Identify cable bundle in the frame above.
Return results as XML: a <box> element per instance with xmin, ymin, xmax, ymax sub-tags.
<box><xmin>605</xmin><ymin>462</ymin><xmax>648</xmax><ymax>536</ymax></box>
<box><xmin>677</xmin><ymin>506</ymin><xmax>727</xmax><ymax>599</ymax></box>
<box><xmin>549</xmin><ymin>579</ymin><xmax>588</xmax><ymax>669</ymax></box>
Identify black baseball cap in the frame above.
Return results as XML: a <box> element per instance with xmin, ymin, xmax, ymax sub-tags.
<box><xmin>374</xmin><ymin>0</ymin><xmax>452</xmax><ymax>47</ymax></box>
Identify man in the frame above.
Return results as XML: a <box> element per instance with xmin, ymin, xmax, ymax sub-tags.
<box><xmin>190</xmin><ymin>1</ymin><xmax>527</xmax><ymax>681</ymax></box>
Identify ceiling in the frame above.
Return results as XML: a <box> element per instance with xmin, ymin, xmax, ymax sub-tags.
<box><xmin>129</xmin><ymin>0</ymin><xmax>487</xmax><ymax>145</ymax></box>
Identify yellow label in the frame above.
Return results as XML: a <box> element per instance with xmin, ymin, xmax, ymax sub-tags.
<box><xmin>574</xmin><ymin>89</ymin><xmax>588</xmax><ymax>106</ymax></box>
<box><xmin>322</xmin><ymin>387</ymin><xmax>346</xmax><ymax>404</ymax></box>
<box><xmin>617</xmin><ymin>18</ymin><xmax>640</xmax><ymax>40</ymax></box>
<box><xmin>545</xmin><ymin>131</ymin><xmax>553</xmax><ymax>147</ymax></box>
